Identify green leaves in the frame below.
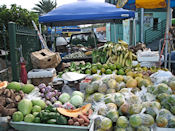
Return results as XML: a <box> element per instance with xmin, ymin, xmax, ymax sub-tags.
<box><xmin>0</xmin><ymin>4</ymin><xmax>38</xmax><ymax>29</ymax></box>
<box><xmin>32</xmin><ymin>0</ymin><xmax>57</xmax><ymax>15</ymax></box>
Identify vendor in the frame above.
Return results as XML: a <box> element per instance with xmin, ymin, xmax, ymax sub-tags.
<box><xmin>162</xmin><ymin>51</ymin><xmax>175</xmax><ymax>74</ymax></box>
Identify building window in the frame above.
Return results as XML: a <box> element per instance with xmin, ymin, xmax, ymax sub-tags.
<box><xmin>153</xmin><ymin>18</ymin><xmax>158</xmax><ymax>30</ymax></box>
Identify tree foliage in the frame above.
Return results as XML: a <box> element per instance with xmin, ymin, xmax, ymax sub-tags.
<box><xmin>33</xmin><ymin>0</ymin><xmax>57</xmax><ymax>15</ymax></box>
<box><xmin>0</xmin><ymin>4</ymin><xmax>38</xmax><ymax>29</ymax></box>
<box><xmin>0</xmin><ymin>4</ymin><xmax>39</xmax><ymax>50</ymax></box>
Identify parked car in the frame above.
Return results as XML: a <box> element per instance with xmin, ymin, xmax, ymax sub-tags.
<box><xmin>70</xmin><ymin>32</ymin><xmax>106</xmax><ymax>48</ymax></box>
<box><xmin>56</xmin><ymin>37</ymin><xmax>68</xmax><ymax>53</ymax></box>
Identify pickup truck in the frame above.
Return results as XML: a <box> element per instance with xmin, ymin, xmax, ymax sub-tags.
<box><xmin>56</xmin><ymin>32</ymin><xmax>106</xmax><ymax>53</ymax></box>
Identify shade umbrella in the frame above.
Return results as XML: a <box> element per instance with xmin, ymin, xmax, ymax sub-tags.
<box><xmin>39</xmin><ymin>0</ymin><xmax>135</xmax><ymax>26</ymax></box>
<box><xmin>118</xmin><ymin>0</ymin><xmax>175</xmax><ymax>69</ymax></box>
<box><xmin>121</xmin><ymin>0</ymin><xmax>175</xmax><ymax>9</ymax></box>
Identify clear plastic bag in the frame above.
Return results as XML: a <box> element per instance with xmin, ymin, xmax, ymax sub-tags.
<box><xmin>24</xmin><ymin>87</ymin><xmax>41</xmax><ymax>100</ymax></box>
<box><xmin>150</xmin><ymin>70</ymin><xmax>173</xmax><ymax>85</ymax></box>
<box><xmin>92</xmin><ymin>115</ymin><xmax>113</xmax><ymax>131</ymax></box>
<box><xmin>155</xmin><ymin>108</ymin><xmax>175</xmax><ymax>128</ymax></box>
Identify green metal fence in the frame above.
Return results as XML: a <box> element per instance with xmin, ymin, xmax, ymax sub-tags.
<box><xmin>0</xmin><ymin>24</ymin><xmax>9</xmax><ymax>81</ymax></box>
<box><xmin>8</xmin><ymin>22</ymin><xmax>40</xmax><ymax>81</ymax></box>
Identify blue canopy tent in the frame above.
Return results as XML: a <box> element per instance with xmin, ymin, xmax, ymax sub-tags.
<box><xmin>39</xmin><ymin>0</ymin><xmax>135</xmax><ymax>26</ymax></box>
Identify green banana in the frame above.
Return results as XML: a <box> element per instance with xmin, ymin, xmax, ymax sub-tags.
<box><xmin>125</xmin><ymin>59</ymin><xmax>130</xmax><ymax>67</ymax></box>
<box><xmin>116</xmin><ymin>55</ymin><xmax>120</xmax><ymax>64</ymax></box>
<box><xmin>129</xmin><ymin>51</ymin><xmax>133</xmax><ymax>62</ymax></box>
<box><xmin>119</xmin><ymin>53</ymin><xmax>123</xmax><ymax>65</ymax></box>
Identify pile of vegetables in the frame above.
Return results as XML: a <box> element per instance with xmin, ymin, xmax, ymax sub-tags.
<box><xmin>92</xmin><ymin>40</ymin><xmax>137</xmax><ymax>66</ymax></box>
<box><xmin>12</xmin><ymin>98</ymin><xmax>93</xmax><ymax>127</ymax></box>
<box><xmin>0</xmin><ymin>87</ymin><xmax>25</xmax><ymax>117</ymax></box>
<box><xmin>57</xmin><ymin>91</ymin><xmax>84</xmax><ymax>108</ymax></box>
<box><xmin>0</xmin><ymin>81</ymin><xmax>34</xmax><ymax>118</ymax></box>
<box><xmin>7</xmin><ymin>82</ymin><xmax>34</xmax><ymax>94</ymax></box>
<box><xmin>59</xmin><ymin>61</ymin><xmax>165</xmax><ymax>78</ymax></box>
<box><xmin>83</xmin><ymin>74</ymin><xmax>175</xmax><ymax>130</ymax></box>
<box><xmin>38</xmin><ymin>83</ymin><xmax>62</xmax><ymax>105</ymax></box>
<box><xmin>58</xmin><ymin>62</ymin><xmax>92</xmax><ymax>77</ymax></box>
<box><xmin>62</xmin><ymin>51</ymin><xmax>87</xmax><ymax>59</ymax></box>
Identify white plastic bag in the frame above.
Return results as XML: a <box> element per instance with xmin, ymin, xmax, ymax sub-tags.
<box><xmin>150</xmin><ymin>70</ymin><xmax>173</xmax><ymax>84</ymax></box>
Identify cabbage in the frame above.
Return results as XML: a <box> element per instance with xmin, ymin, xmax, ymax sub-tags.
<box><xmin>59</xmin><ymin>93</ymin><xmax>70</xmax><ymax>104</ymax></box>
<box><xmin>24</xmin><ymin>114</ymin><xmax>34</xmax><ymax>123</ymax></box>
<box><xmin>70</xmin><ymin>95</ymin><xmax>83</xmax><ymax>107</ymax></box>
<box><xmin>18</xmin><ymin>99</ymin><xmax>33</xmax><ymax>115</ymax></box>
<box><xmin>32</xmin><ymin>105</ymin><xmax>41</xmax><ymax>113</ymax></box>
<box><xmin>12</xmin><ymin>111</ymin><xmax>24</xmax><ymax>122</ymax></box>
<box><xmin>31</xmin><ymin>99</ymin><xmax>46</xmax><ymax>109</ymax></box>
<box><xmin>72</xmin><ymin>91</ymin><xmax>84</xmax><ymax>99</ymax></box>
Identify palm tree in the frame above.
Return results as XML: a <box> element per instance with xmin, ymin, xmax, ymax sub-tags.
<box><xmin>33</xmin><ymin>0</ymin><xmax>57</xmax><ymax>15</ymax></box>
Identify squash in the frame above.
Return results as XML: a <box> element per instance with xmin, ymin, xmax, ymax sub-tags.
<box><xmin>85</xmin><ymin>51</ymin><xmax>92</xmax><ymax>56</ymax></box>
<box><xmin>0</xmin><ymin>81</ymin><xmax>8</xmax><ymax>89</ymax></box>
<box><xmin>57</xmin><ymin>104</ymin><xmax>91</xmax><ymax>118</ymax></box>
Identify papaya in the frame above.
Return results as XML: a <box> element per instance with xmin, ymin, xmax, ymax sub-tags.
<box><xmin>129</xmin><ymin>104</ymin><xmax>142</xmax><ymax>115</ymax></box>
<box><xmin>129</xmin><ymin>114</ymin><xmax>142</xmax><ymax>128</ymax></box>
<box><xmin>170</xmin><ymin>106</ymin><xmax>175</xmax><ymax>115</ymax></box>
<box><xmin>137</xmin><ymin>126</ymin><xmax>150</xmax><ymax>131</ymax></box>
<box><xmin>57</xmin><ymin>104</ymin><xmax>91</xmax><ymax>118</ymax></box>
<box><xmin>126</xmin><ymin>79</ymin><xmax>137</xmax><ymax>88</ymax></box>
<box><xmin>106</xmin><ymin>110</ymin><xmax>119</xmax><ymax>122</ymax></box>
<box><xmin>85</xmin><ymin>51</ymin><xmax>92</xmax><ymax>56</ymax></box>
<box><xmin>117</xmin><ymin>116</ymin><xmax>129</xmax><ymax>128</ymax></box>
<box><xmin>156</xmin><ymin>116</ymin><xmax>168</xmax><ymax>127</ymax></box>
<box><xmin>114</xmin><ymin>127</ymin><xmax>126</xmax><ymax>131</ymax></box>
<box><xmin>145</xmin><ymin>107</ymin><xmax>157</xmax><ymax>119</ymax></box>
<box><xmin>119</xmin><ymin>103</ymin><xmax>130</xmax><ymax>115</ymax></box>
<box><xmin>141</xmin><ymin>114</ymin><xmax>154</xmax><ymax>127</ymax></box>
<box><xmin>138</xmin><ymin>79</ymin><xmax>150</xmax><ymax>88</ymax></box>
<box><xmin>169</xmin><ymin>81</ymin><xmax>175</xmax><ymax>91</ymax></box>
<box><xmin>0</xmin><ymin>81</ymin><xmax>8</xmax><ymax>89</ymax></box>
<box><xmin>159</xmin><ymin>109</ymin><xmax>171</xmax><ymax>117</ymax></box>
<box><xmin>106</xmin><ymin>103</ymin><xmax>117</xmax><ymax>110</ymax></box>
<box><xmin>169</xmin><ymin>117</ymin><xmax>175</xmax><ymax>128</ymax></box>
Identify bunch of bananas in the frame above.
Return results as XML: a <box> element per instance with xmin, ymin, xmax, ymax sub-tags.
<box><xmin>105</xmin><ymin>40</ymin><xmax>137</xmax><ymax>67</ymax></box>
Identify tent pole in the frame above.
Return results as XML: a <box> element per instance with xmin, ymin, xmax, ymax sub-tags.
<box><xmin>53</xmin><ymin>26</ymin><xmax>56</xmax><ymax>52</ymax></box>
<box><xmin>133</xmin><ymin>18</ymin><xmax>136</xmax><ymax>46</ymax></box>
<box><xmin>165</xmin><ymin>0</ymin><xmax>170</xmax><ymax>68</ymax></box>
<box><xmin>110</xmin><ymin>24</ymin><xmax>112</xmax><ymax>41</ymax></box>
<box><xmin>168</xmin><ymin>8</ymin><xmax>172</xmax><ymax>70</ymax></box>
<box><xmin>114</xmin><ymin>22</ymin><xmax>117</xmax><ymax>43</ymax></box>
<box><xmin>140</xmin><ymin>8</ymin><xmax>144</xmax><ymax>43</ymax></box>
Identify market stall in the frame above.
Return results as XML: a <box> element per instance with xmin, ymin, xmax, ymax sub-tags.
<box><xmin>0</xmin><ymin>40</ymin><xmax>174</xmax><ymax>131</ymax></box>
<box><xmin>39</xmin><ymin>0</ymin><xmax>135</xmax><ymax>63</ymax></box>
<box><xmin>1</xmin><ymin>1</ymin><xmax>175</xmax><ymax>131</ymax></box>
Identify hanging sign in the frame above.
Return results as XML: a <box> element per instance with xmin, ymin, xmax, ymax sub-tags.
<box><xmin>136</xmin><ymin>0</ymin><xmax>166</xmax><ymax>9</ymax></box>
<box><xmin>116</xmin><ymin>0</ymin><xmax>128</xmax><ymax>8</ymax></box>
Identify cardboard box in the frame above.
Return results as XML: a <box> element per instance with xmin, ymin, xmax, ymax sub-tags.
<box><xmin>31</xmin><ymin>49</ymin><xmax>61</xmax><ymax>69</ymax></box>
<box><xmin>27</xmin><ymin>68</ymin><xmax>56</xmax><ymax>86</ymax></box>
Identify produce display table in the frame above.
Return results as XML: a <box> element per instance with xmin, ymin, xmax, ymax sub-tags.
<box><xmin>10</xmin><ymin>121</ymin><xmax>93</xmax><ymax>131</ymax></box>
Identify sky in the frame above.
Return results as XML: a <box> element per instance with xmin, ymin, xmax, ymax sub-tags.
<box><xmin>1</xmin><ymin>0</ymin><xmax>105</xmax><ymax>11</ymax></box>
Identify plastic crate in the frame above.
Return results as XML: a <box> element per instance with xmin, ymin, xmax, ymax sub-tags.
<box><xmin>156</xmin><ymin>127</ymin><xmax>175</xmax><ymax>131</ymax></box>
<box><xmin>10</xmin><ymin>121</ymin><xmax>94</xmax><ymax>131</ymax></box>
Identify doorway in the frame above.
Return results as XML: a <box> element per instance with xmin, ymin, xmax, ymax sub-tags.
<box><xmin>153</xmin><ymin>18</ymin><xmax>158</xmax><ymax>30</ymax></box>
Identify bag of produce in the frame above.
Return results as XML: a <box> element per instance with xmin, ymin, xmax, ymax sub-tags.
<box><xmin>129</xmin><ymin>108</ymin><xmax>154</xmax><ymax>129</ymax></box>
<box><xmin>93</xmin><ymin>115</ymin><xmax>113</xmax><ymax>131</ymax></box>
<box><xmin>156</xmin><ymin>108</ymin><xmax>175</xmax><ymax>128</ymax></box>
